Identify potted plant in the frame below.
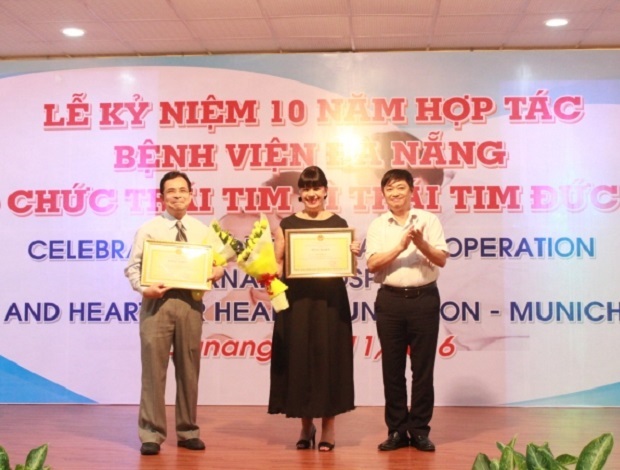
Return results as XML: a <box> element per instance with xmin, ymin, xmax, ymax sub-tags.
<box><xmin>472</xmin><ymin>433</ymin><xmax>613</xmax><ymax>470</ymax></box>
<box><xmin>0</xmin><ymin>444</ymin><xmax>50</xmax><ymax>470</ymax></box>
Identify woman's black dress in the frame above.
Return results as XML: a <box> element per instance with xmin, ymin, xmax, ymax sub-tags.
<box><xmin>268</xmin><ymin>214</ymin><xmax>355</xmax><ymax>418</ymax></box>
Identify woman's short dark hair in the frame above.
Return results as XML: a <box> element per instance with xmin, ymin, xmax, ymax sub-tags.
<box><xmin>381</xmin><ymin>169</ymin><xmax>413</xmax><ymax>190</ymax></box>
<box><xmin>297</xmin><ymin>166</ymin><xmax>328</xmax><ymax>189</ymax></box>
<box><xmin>159</xmin><ymin>171</ymin><xmax>192</xmax><ymax>194</ymax></box>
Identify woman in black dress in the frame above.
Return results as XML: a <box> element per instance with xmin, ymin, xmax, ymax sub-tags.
<box><xmin>268</xmin><ymin>166</ymin><xmax>359</xmax><ymax>452</ymax></box>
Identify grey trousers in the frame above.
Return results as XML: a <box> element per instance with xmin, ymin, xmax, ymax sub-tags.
<box><xmin>138</xmin><ymin>292</ymin><xmax>204</xmax><ymax>444</ymax></box>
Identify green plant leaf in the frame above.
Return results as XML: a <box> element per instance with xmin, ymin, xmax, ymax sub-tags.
<box><xmin>472</xmin><ymin>453</ymin><xmax>492</xmax><ymax>470</ymax></box>
<box><xmin>526</xmin><ymin>443</ymin><xmax>567</xmax><ymax>470</ymax></box>
<box><xmin>499</xmin><ymin>446</ymin><xmax>526</xmax><ymax>470</ymax></box>
<box><xmin>540</xmin><ymin>442</ymin><xmax>555</xmax><ymax>458</ymax></box>
<box><xmin>24</xmin><ymin>444</ymin><xmax>48</xmax><ymax>470</ymax></box>
<box><xmin>525</xmin><ymin>443</ymin><xmax>547</xmax><ymax>469</ymax></box>
<box><xmin>496</xmin><ymin>436</ymin><xmax>518</xmax><ymax>453</ymax></box>
<box><xmin>556</xmin><ymin>453</ymin><xmax>578</xmax><ymax>465</ymax></box>
<box><xmin>0</xmin><ymin>445</ymin><xmax>10</xmax><ymax>470</ymax></box>
<box><xmin>576</xmin><ymin>433</ymin><xmax>614</xmax><ymax>470</ymax></box>
<box><xmin>514</xmin><ymin>451</ymin><xmax>527</xmax><ymax>470</ymax></box>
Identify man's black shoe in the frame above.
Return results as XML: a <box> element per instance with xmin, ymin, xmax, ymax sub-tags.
<box><xmin>411</xmin><ymin>434</ymin><xmax>435</xmax><ymax>452</ymax></box>
<box><xmin>378</xmin><ymin>431</ymin><xmax>409</xmax><ymax>451</ymax></box>
<box><xmin>140</xmin><ymin>442</ymin><xmax>160</xmax><ymax>455</ymax></box>
<box><xmin>177</xmin><ymin>438</ymin><xmax>206</xmax><ymax>450</ymax></box>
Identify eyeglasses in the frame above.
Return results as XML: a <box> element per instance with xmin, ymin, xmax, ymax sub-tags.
<box><xmin>165</xmin><ymin>188</ymin><xmax>190</xmax><ymax>195</ymax></box>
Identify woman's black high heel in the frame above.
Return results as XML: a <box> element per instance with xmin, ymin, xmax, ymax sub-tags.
<box><xmin>318</xmin><ymin>441</ymin><xmax>335</xmax><ymax>452</ymax></box>
<box><xmin>296</xmin><ymin>425</ymin><xmax>316</xmax><ymax>450</ymax></box>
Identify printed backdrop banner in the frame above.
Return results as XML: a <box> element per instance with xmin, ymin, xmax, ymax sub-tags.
<box><xmin>0</xmin><ymin>51</ymin><xmax>618</xmax><ymax>406</ymax></box>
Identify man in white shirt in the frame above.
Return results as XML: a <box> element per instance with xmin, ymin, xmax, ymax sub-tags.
<box><xmin>125</xmin><ymin>171</ymin><xmax>224</xmax><ymax>455</ymax></box>
<box><xmin>366</xmin><ymin>169</ymin><xmax>448</xmax><ymax>452</ymax></box>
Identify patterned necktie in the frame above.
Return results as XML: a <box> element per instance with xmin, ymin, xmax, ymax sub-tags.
<box><xmin>175</xmin><ymin>220</ymin><xmax>187</xmax><ymax>242</ymax></box>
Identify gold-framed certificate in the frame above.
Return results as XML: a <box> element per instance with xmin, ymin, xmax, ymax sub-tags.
<box><xmin>285</xmin><ymin>228</ymin><xmax>356</xmax><ymax>278</ymax></box>
<box><xmin>141</xmin><ymin>240</ymin><xmax>213</xmax><ymax>290</ymax></box>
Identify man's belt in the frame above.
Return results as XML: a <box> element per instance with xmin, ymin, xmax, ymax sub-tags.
<box><xmin>381</xmin><ymin>281</ymin><xmax>437</xmax><ymax>298</ymax></box>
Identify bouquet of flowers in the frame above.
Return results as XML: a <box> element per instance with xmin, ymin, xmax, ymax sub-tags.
<box><xmin>208</xmin><ymin>219</ymin><xmax>245</xmax><ymax>266</ymax></box>
<box><xmin>191</xmin><ymin>219</ymin><xmax>241</xmax><ymax>301</ymax></box>
<box><xmin>236</xmin><ymin>215</ymin><xmax>289</xmax><ymax>312</ymax></box>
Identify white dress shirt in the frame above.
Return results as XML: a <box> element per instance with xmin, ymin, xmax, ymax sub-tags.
<box><xmin>365</xmin><ymin>208</ymin><xmax>448</xmax><ymax>287</ymax></box>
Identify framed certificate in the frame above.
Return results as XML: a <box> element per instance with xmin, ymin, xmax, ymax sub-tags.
<box><xmin>285</xmin><ymin>228</ymin><xmax>356</xmax><ymax>278</ymax></box>
<box><xmin>141</xmin><ymin>240</ymin><xmax>213</xmax><ymax>290</ymax></box>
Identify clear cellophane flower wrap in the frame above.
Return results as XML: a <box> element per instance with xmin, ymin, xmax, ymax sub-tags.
<box><xmin>191</xmin><ymin>219</ymin><xmax>239</xmax><ymax>301</ymax></box>
<box><xmin>237</xmin><ymin>215</ymin><xmax>289</xmax><ymax>312</ymax></box>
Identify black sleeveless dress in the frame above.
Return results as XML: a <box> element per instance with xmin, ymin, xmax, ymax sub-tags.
<box><xmin>268</xmin><ymin>214</ymin><xmax>355</xmax><ymax>418</ymax></box>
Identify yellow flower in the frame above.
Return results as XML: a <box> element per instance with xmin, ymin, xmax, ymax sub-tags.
<box><xmin>236</xmin><ymin>214</ymin><xmax>289</xmax><ymax>312</ymax></box>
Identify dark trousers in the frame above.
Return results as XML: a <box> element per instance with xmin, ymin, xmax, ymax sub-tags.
<box><xmin>375</xmin><ymin>284</ymin><xmax>440</xmax><ymax>437</ymax></box>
